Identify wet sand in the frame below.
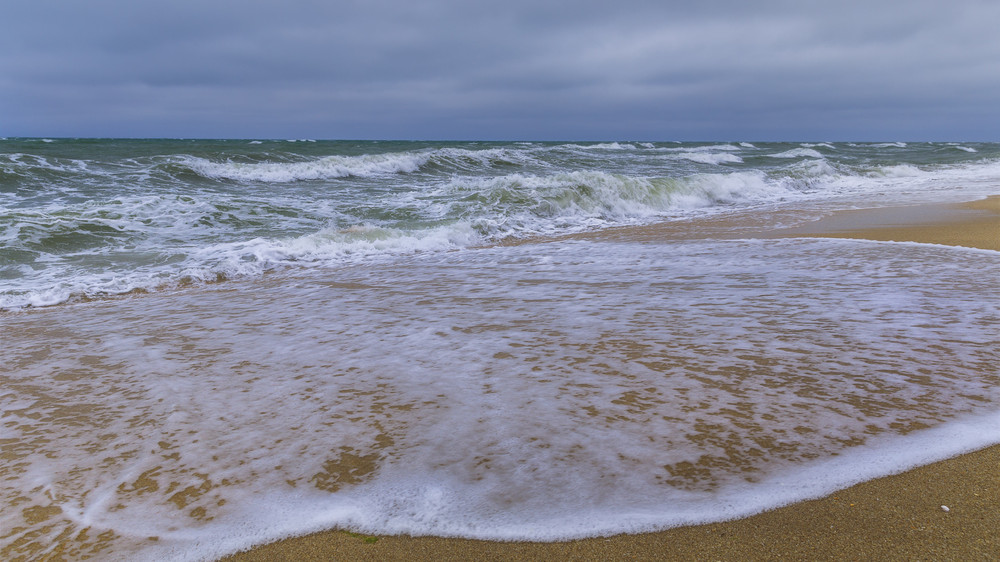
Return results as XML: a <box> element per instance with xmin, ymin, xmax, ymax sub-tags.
<box><xmin>229</xmin><ymin>445</ymin><xmax>1000</xmax><ymax>561</ymax></box>
<box><xmin>223</xmin><ymin>196</ymin><xmax>1000</xmax><ymax>561</ymax></box>
<box><xmin>772</xmin><ymin>195</ymin><xmax>1000</xmax><ymax>251</ymax></box>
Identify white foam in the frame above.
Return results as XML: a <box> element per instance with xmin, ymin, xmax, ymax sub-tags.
<box><xmin>178</xmin><ymin>147</ymin><xmax>544</xmax><ymax>183</ymax></box>
<box><xmin>194</xmin><ymin>222</ymin><xmax>480</xmax><ymax>268</ymax></box>
<box><xmin>0</xmin><ymin>221</ymin><xmax>484</xmax><ymax>309</ymax></box>
<box><xmin>426</xmin><ymin>146</ymin><xmax>541</xmax><ymax>171</ymax></box>
<box><xmin>183</xmin><ymin>152</ymin><xmax>430</xmax><ymax>182</ymax></box>
<box><xmin>660</xmin><ymin>144</ymin><xmax>742</xmax><ymax>153</ymax></box>
<box><xmin>3</xmin><ymin>238</ymin><xmax>998</xmax><ymax>560</ymax></box>
<box><xmin>672</xmin><ymin>152</ymin><xmax>744</xmax><ymax>165</ymax></box>
<box><xmin>436</xmin><ymin>169</ymin><xmax>796</xmax><ymax>235</ymax></box>
<box><xmin>872</xmin><ymin>164</ymin><xmax>924</xmax><ymax>177</ymax></box>
<box><xmin>5</xmin><ymin>141</ymin><xmax>1000</xmax><ymax>313</ymax></box>
<box><xmin>4</xmin><ymin>152</ymin><xmax>94</xmax><ymax>173</ymax></box>
<box><xmin>768</xmin><ymin>148</ymin><xmax>825</xmax><ymax>159</ymax></box>
<box><xmin>569</xmin><ymin>142</ymin><xmax>636</xmax><ymax>150</ymax></box>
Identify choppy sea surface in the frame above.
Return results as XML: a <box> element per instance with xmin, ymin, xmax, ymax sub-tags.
<box><xmin>2</xmin><ymin>139</ymin><xmax>999</xmax><ymax>560</ymax></box>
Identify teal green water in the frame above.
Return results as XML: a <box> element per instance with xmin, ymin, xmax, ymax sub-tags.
<box><xmin>2</xmin><ymin>139</ymin><xmax>998</xmax><ymax>306</ymax></box>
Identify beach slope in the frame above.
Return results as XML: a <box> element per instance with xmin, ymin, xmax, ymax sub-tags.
<box><xmin>223</xmin><ymin>197</ymin><xmax>1000</xmax><ymax>561</ymax></box>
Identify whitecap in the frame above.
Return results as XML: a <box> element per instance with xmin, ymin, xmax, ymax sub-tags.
<box><xmin>672</xmin><ymin>152</ymin><xmax>744</xmax><ymax>165</ymax></box>
<box><xmin>869</xmin><ymin>164</ymin><xmax>924</xmax><ymax>178</ymax></box>
<box><xmin>564</xmin><ymin>142</ymin><xmax>636</xmax><ymax>150</ymax></box>
<box><xmin>801</xmin><ymin>142</ymin><xmax>835</xmax><ymax>150</ymax></box>
<box><xmin>182</xmin><ymin>152</ymin><xmax>430</xmax><ymax>182</ymax></box>
<box><xmin>660</xmin><ymin>144</ymin><xmax>742</xmax><ymax>153</ymax></box>
<box><xmin>768</xmin><ymin>148</ymin><xmax>825</xmax><ymax>159</ymax></box>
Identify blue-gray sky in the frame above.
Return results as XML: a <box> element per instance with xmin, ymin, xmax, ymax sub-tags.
<box><xmin>2</xmin><ymin>0</ymin><xmax>998</xmax><ymax>140</ymax></box>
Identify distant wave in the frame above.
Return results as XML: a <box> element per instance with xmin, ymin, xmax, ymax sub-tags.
<box><xmin>659</xmin><ymin>144</ymin><xmax>743</xmax><ymax>153</ymax></box>
<box><xmin>179</xmin><ymin>152</ymin><xmax>431</xmax><ymax>182</ymax></box>
<box><xmin>562</xmin><ymin>142</ymin><xmax>638</xmax><ymax>150</ymax></box>
<box><xmin>172</xmin><ymin>147</ymin><xmax>543</xmax><ymax>182</ymax></box>
<box><xmin>5</xmin><ymin>140</ymin><xmax>1000</xmax><ymax>310</ymax></box>
<box><xmin>671</xmin><ymin>152</ymin><xmax>744</xmax><ymax>165</ymax></box>
<box><xmin>768</xmin><ymin>148</ymin><xmax>825</xmax><ymax>159</ymax></box>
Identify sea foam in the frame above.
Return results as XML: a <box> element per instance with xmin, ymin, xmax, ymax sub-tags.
<box><xmin>768</xmin><ymin>147</ymin><xmax>825</xmax><ymax>159</ymax></box>
<box><xmin>3</xmin><ymin>238</ymin><xmax>998</xmax><ymax>560</ymax></box>
<box><xmin>181</xmin><ymin>152</ymin><xmax>431</xmax><ymax>182</ymax></box>
<box><xmin>672</xmin><ymin>152</ymin><xmax>744</xmax><ymax>165</ymax></box>
<box><xmin>4</xmin><ymin>140</ymin><xmax>1000</xmax><ymax>311</ymax></box>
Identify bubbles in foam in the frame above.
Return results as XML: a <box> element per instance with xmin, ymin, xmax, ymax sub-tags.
<box><xmin>768</xmin><ymin>148</ymin><xmax>825</xmax><ymax>159</ymax></box>
<box><xmin>4</xmin><ymin>140</ymin><xmax>1000</xmax><ymax>311</ymax></box>
<box><xmin>672</xmin><ymin>152</ymin><xmax>744</xmax><ymax>165</ymax></box>
<box><xmin>564</xmin><ymin>142</ymin><xmax>637</xmax><ymax>150</ymax></box>
<box><xmin>657</xmin><ymin>144</ymin><xmax>742</xmax><ymax>153</ymax></box>
<box><xmin>3</xmin><ymin>238</ymin><xmax>998</xmax><ymax>560</ymax></box>
<box><xmin>873</xmin><ymin>164</ymin><xmax>924</xmax><ymax>177</ymax></box>
<box><xmin>181</xmin><ymin>152</ymin><xmax>431</xmax><ymax>182</ymax></box>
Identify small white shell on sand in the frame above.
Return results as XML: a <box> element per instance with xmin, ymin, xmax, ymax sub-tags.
<box><xmin>940</xmin><ymin>505</ymin><xmax>950</xmax><ymax>512</ymax></box>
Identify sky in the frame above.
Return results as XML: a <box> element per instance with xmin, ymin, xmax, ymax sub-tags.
<box><xmin>2</xmin><ymin>0</ymin><xmax>998</xmax><ymax>141</ymax></box>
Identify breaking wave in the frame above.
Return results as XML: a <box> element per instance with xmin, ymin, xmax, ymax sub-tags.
<box><xmin>4</xmin><ymin>139</ymin><xmax>1000</xmax><ymax>309</ymax></box>
<box><xmin>179</xmin><ymin>152</ymin><xmax>432</xmax><ymax>182</ymax></box>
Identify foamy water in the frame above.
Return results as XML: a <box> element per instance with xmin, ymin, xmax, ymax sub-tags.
<box><xmin>3</xmin><ymin>140</ymin><xmax>1000</xmax><ymax>308</ymax></box>
<box><xmin>3</xmin><ymin>235</ymin><xmax>999</xmax><ymax>560</ymax></box>
<box><xmin>2</xmin><ymin>139</ymin><xmax>1000</xmax><ymax>560</ymax></box>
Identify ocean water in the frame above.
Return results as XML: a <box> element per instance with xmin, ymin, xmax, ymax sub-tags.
<box><xmin>2</xmin><ymin>139</ymin><xmax>999</xmax><ymax>560</ymax></box>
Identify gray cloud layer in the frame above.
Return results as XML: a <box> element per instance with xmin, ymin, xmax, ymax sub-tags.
<box><xmin>3</xmin><ymin>0</ymin><xmax>998</xmax><ymax>139</ymax></box>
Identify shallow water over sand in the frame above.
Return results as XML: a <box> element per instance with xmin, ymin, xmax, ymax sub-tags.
<box><xmin>3</xmin><ymin>235</ymin><xmax>999</xmax><ymax>560</ymax></box>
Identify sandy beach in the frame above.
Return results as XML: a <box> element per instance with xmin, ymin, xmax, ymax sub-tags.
<box><xmin>772</xmin><ymin>196</ymin><xmax>1000</xmax><ymax>252</ymax></box>
<box><xmin>223</xmin><ymin>196</ymin><xmax>1000</xmax><ymax>561</ymax></box>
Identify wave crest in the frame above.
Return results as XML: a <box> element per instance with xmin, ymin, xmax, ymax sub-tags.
<box><xmin>438</xmin><ymin>170</ymin><xmax>794</xmax><ymax>237</ymax></box>
<box><xmin>171</xmin><ymin>147</ymin><xmax>542</xmax><ymax>183</ymax></box>
<box><xmin>672</xmin><ymin>152</ymin><xmax>744</xmax><ymax>165</ymax></box>
<box><xmin>768</xmin><ymin>148</ymin><xmax>826</xmax><ymax>159</ymax></box>
<box><xmin>179</xmin><ymin>152</ymin><xmax>431</xmax><ymax>182</ymax></box>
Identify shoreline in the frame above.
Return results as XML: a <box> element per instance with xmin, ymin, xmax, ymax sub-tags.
<box><xmin>223</xmin><ymin>195</ymin><xmax>1000</xmax><ymax>561</ymax></box>
<box><xmin>229</xmin><ymin>443</ymin><xmax>1000</xmax><ymax>561</ymax></box>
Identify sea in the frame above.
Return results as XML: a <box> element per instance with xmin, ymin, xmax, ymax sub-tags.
<box><xmin>2</xmin><ymin>139</ymin><xmax>999</xmax><ymax>560</ymax></box>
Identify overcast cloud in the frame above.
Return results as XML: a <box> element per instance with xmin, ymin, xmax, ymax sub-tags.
<box><xmin>2</xmin><ymin>0</ymin><xmax>998</xmax><ymax>140</ymax></box>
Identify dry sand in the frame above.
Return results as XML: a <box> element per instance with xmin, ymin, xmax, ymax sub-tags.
<box><xmin>223</xmin><ymin>196</ymin><xmax>1000</xmax><ymax>561</ymax></box>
